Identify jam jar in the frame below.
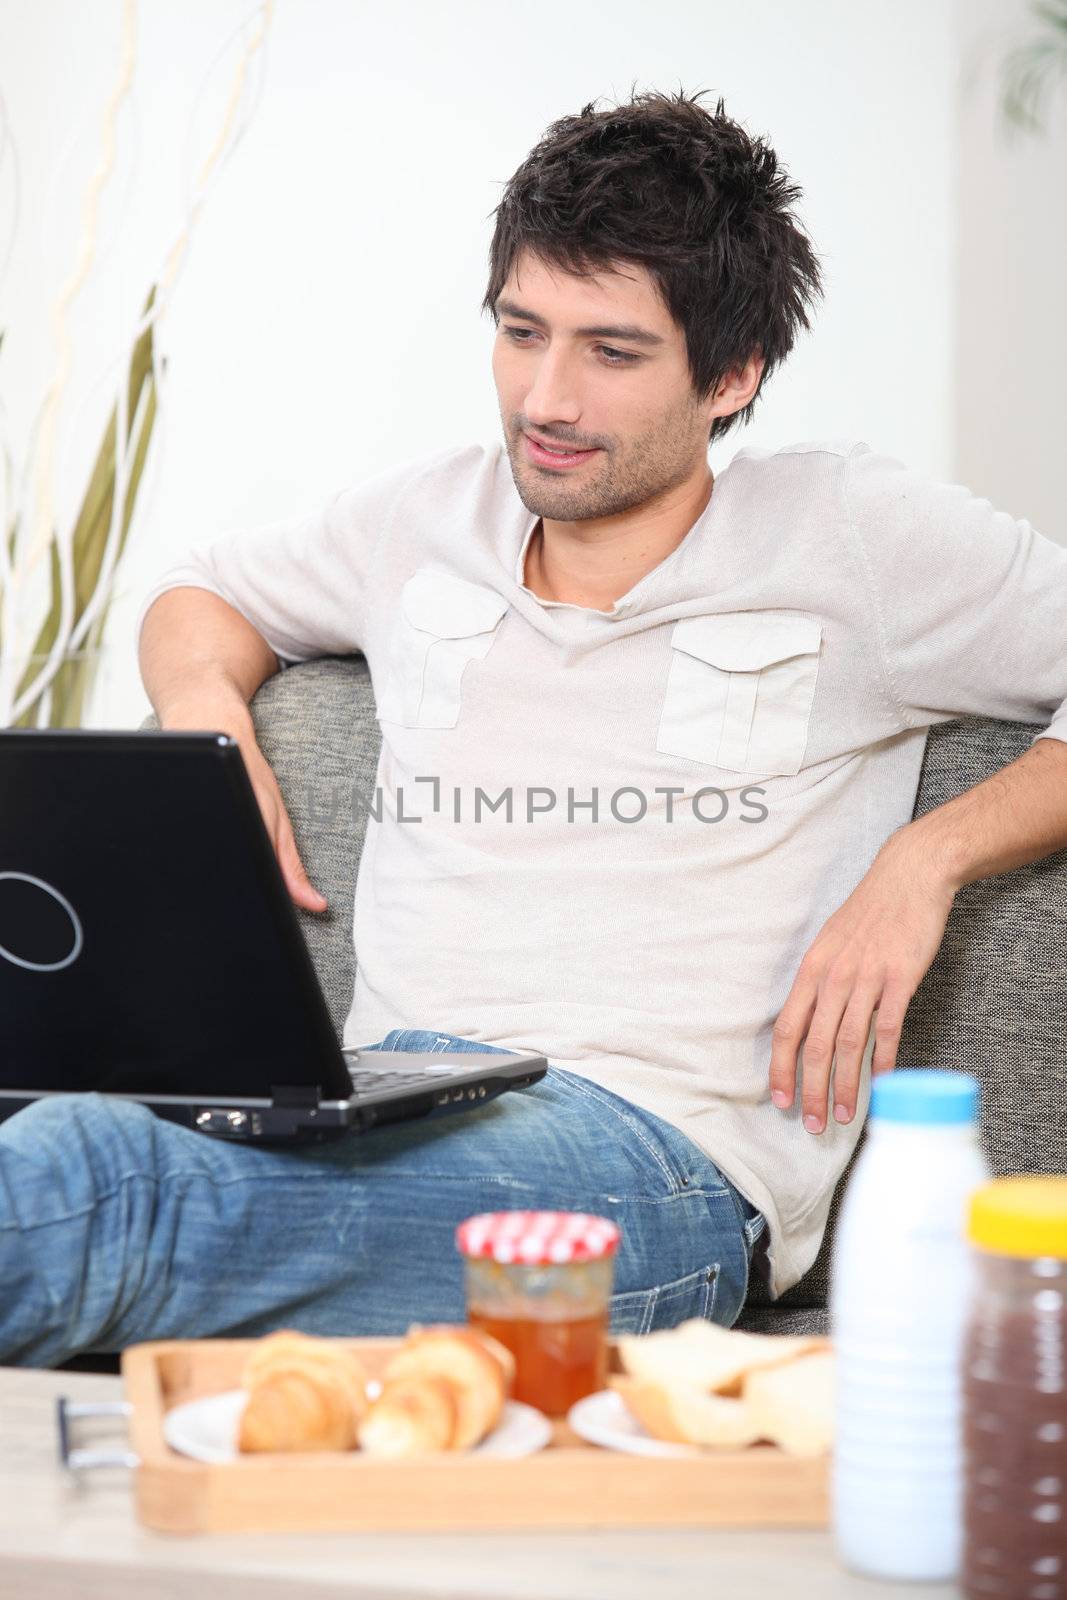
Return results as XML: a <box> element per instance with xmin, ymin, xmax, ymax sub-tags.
<box><xmin>456</xmin><ymin>1210</ymin><xmax>621</xmax><ymax>1416</ymax></box>
<box><xmin>962</xmin><ymin>1176</ymin><xmax>1067</xmax><ymax>1598</ymax></box>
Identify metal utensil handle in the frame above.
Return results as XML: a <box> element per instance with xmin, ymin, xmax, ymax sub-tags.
<box><xmin>57</xmin><ymin>1396</ymin><xmax>140</xmax><ymax>1471</ymax></box>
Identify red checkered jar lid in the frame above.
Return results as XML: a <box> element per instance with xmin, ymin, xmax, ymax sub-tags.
<box><xmin>455</xmin><ymin>1210</ymin><xmax>621</xmax><ymax>1265</ymax></box>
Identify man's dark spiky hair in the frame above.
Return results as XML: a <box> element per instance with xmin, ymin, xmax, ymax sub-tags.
<box><xmin>482</xmin><ymin>84</ymin><xmax>825</xmax><ymax>443</ymax></box>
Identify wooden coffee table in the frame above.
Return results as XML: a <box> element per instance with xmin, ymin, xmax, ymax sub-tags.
<box><xmin>1</xmin><ymin>1366</ymin><xmax>955</xmax><ymax>1598</ymax></box>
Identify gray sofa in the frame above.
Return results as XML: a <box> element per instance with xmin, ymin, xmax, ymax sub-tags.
<box><xmin>145</xmin><ymin>654</ymin><xmax>1067</xmax><ymax>1338</ymax></box>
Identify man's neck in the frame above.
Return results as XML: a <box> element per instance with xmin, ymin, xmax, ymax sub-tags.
<box><xmin>523</xmin><ymin>469</ymin><xmax>715</xmax><ymax>611</ymax></box>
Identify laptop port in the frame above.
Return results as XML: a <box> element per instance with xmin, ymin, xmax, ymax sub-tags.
<box><xmin>195</xmin><ymin>1109</ymin><xmax>249</xmax><ymax>1135</ymax></box>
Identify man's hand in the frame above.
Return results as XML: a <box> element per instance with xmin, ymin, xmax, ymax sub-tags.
<box><xmin>160</xmin><ymin>695</ymin><xmax>328</xmax><ymax>915</ymax></box>
<box><xmin>768</xmin><ymin>834</ymin><xmax>957</xmax><ymax>1133</ymax></box>
<box><xmin>238</xmin><ymin>740</ymin><xmax>330</xmax><ymax>914</ymax></box>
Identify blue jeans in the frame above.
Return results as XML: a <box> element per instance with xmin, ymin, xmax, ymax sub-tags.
<box><xmin>0</xmin><ymin>1028</ymin><xmax>767</xmax><ymax>1367</ymax></box>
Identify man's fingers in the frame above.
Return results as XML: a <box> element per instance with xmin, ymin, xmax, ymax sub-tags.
<box><xmin>797</xmin><ymin>972</ymin><xmax>853</xmax><ymax>1134</ymax></box>
<box><xmin>769</xmin><ymin>972</ymin><xmax>818</xmax><ymax>1108</ymax></box>
<box><xmin>277</xmin><ymin>825</ymin><xmax>328</xmax><ymax>911</ymax></box>
<box><xmin>826</xmin><ymin>978</ymin><xmax>884</xmax><ymax>1126</ymax></box>
<box><xmin>247</xmin><ymin>753</ymin><xmax>328</xmax><ymax>913</ymax></box>
<box><xmin>870</xmin><ymin>985</ymin><xmax>909</xmax><ymax>1077</ymax></box>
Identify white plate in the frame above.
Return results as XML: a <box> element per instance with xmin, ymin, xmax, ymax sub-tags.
<box><xmin>567</xmin><ymin>1389</ymin><xmax>705</xmax><ymax>1458</ymax></box>
<box><xmin>163</xmin><ymin>1387</ymin><xmax>552</xmax><ymax>1463</ymax></box>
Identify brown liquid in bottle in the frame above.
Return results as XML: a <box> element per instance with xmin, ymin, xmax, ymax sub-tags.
<box><xmin>962</xmin><ymin>1293</ymin><xmax>1067</xmax><ymax>1598</ymax></box>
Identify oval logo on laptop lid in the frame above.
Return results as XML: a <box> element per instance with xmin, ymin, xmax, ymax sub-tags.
<box><xmin>0</xmin><ymin>871</ymin><xmax>84</xmax><ymax>972</ymax></box>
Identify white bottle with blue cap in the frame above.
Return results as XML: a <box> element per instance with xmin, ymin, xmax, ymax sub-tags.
<box><xmin>829</xmin><ymin>1067</ymin><xmax>992</xmax><ymax>1581</ymax></box>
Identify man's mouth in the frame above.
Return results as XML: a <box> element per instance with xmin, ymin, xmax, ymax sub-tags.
<box><xmin>524</xmin><ymin>433</ymin><xmax>600</xmax><ymax>469</ymax></box>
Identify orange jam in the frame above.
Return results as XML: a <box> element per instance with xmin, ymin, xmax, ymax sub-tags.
<box><xmin>468</xmin><ymin>1308</ymin><xmax>609</xmax><ymax>1415</ymax></box>
<box><xmin>456</xmin><ymin>1210</ymin><xmax>622</xmax><ymax>1419</ymax></box>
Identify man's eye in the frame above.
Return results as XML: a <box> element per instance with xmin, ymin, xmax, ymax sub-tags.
<box><xmin>501</xmin><ymin>328</ymin><xmax>637</xmax><ymax>366</ymax></box>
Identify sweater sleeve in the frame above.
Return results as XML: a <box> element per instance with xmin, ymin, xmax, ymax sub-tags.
<box><xmin>843</xmin><ymin>441</ymin><xmax>1067</xmax><ymax>748</ymax></box>
<box><xmin>133</xmin><ymin>457</ymin><xmax>413</xmax><ymax>668</ymax></box>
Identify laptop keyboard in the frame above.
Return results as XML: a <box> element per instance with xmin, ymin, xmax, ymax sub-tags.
<box><xmin>347</xmin><ymin>1063</ymin><xmax>470</xmax><ymax>1095</ymax></box>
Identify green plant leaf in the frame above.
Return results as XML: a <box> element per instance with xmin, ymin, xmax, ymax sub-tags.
<box><xmin>1000</xmin><ymin>0</ymin><xmax>1067</xmax><ymax>136</ymax></box>
<box><xmin>9</xmin><ymin>284</ymin><xmax>160</xmax><ymax>726</ymax></box>
<box><xmin>17</xmin><ymin>373</ymin><xmax>157</xmax><ymax>725</ymax></box>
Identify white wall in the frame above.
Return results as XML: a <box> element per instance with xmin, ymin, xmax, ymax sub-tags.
<box><xmin>0</xmin><ymin>0</ymin><xmax>959</xmax><ymax>729</ymax></box>
<box><xmin>952</xmin><ymin>0</ymin><xmax>1067</xmax><ymax>543</ymax></box>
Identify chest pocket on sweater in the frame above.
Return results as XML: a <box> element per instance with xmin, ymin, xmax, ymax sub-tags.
<box><xmin>377</xmin><ymin>567</ymin><xmax>509</xmax><ymax>729</ymax></box>
<box><xmin>656</xmin><ymin>612</ymin><xmax>823</xmax><ymax>776</ymax></box>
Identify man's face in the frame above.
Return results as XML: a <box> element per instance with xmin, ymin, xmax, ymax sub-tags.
<box><xmin>492</xmin><ymin>248</ymin><xmax>725</xmax><ymax>524</ymax></box>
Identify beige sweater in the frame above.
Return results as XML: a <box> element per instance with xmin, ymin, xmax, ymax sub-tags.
<box><xmin>134</xmin><ymin>438</ymin><xmax>1067</xmax><ymax>1298</ymax></box>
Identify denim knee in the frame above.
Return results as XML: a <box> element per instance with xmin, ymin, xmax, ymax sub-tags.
<box><xmin>1</xmin><ymin>1091</ymin><xmax>165</xmax><ymax>1195</ymax></box>
<box><xmin>0</xmin><ymin>1094</ymin><xmax>169</xmax><ymax>1364</ymax></box>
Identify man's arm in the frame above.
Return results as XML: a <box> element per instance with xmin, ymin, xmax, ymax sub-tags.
<box><xmin>132</xmin><ymin>450</ymin><xmax>430</xmax><ymax>679</ymax></box>
<box><xmin>138</xmin><ymin>585</ymin><xmax>328</xmax><ymax>913</ymax></box>
<box><xmin>133</xmin><ymin>456</ymin><xmax>424</xmax><ymax>907</ymax></box>
<box><xmin>901</xmin><ymin>732</ymin><xmax>1067</xmax><ymax>891</ymax></box>
<box><xmin>770</xmin><ymin>444</ymin><xmax>1067</xmax><ymax>1135</ymax></box>
<box><xmin>132</xmin><ymin>489</ymin><xmax>364</xmax><ymax>676</ymax></box>
<box><xmin>139</xmin><ymin>585</ymin><xmax>283</xmax><ymax>731</ymax></box>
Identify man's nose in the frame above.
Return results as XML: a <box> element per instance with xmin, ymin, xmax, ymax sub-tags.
<box><xmin>523</xmin><ymin>348</ymin><xmax>582</xmax><ymax>425</ymax></box>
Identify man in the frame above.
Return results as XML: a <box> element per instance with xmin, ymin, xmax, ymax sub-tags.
<box><xmin>3</xmin><ymin>89</ymin><xmax>1067</xmax><ymax>1367</ymax></box>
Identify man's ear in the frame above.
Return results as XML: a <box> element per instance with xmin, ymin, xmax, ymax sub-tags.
<box><xmin>724</xmin><ymin>350</ymin><xmax>765</xmax><ymax>411</ymax></box>
<box><xmin>703</xmin><ymin>351</ymin><xmax>765</xmax><ymax>428</ymax></box>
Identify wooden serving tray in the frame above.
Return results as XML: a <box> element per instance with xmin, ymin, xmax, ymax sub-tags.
<box><xmin>121</xmin><ymin>1337</ymin><xmax>830</xmax><ymax>1534</ymax></box>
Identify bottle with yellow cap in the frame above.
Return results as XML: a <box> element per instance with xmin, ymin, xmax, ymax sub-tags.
<box><xmin>961</xmin><ymin>1176</ymin><xmax>1067</xmax><ymax>1599</ymax></box>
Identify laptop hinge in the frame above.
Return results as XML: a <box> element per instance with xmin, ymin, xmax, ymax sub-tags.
<box><xmin>270</xmin><ymin>1084</ymin><xmax>322</xmax><ymax>1108</ymax></box>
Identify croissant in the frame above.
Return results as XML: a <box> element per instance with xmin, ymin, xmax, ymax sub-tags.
<box><xmin>359</xmin><ymin>1325</ymin><xmax>515</xmax><ymax>1455</ymax></box>
<box><xmin>356</xmin><ymin>1373</ymin><xmax>458</xmax><ymax>1457</ymax></box>
<box><xmin>242</xmin><ymin>1329</ymin><xmax>369</xmax><ymax>1402</ymax></box>
<box><xmin>238</xmin><ymin>1330</ymin><xmax>370</xmax><ymax>1454</ymax></box>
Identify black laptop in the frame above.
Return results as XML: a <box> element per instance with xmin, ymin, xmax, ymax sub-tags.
<box><xmin>0</xmin><ymin>729</ymin><xmax>546</xmax><ymax>1141</ymax></box>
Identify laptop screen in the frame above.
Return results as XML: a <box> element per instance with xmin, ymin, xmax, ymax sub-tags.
<box><xmin>0</xmin><ymin>731</ymin><xmax>350</xmax><ymax>1103</ymax></box>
